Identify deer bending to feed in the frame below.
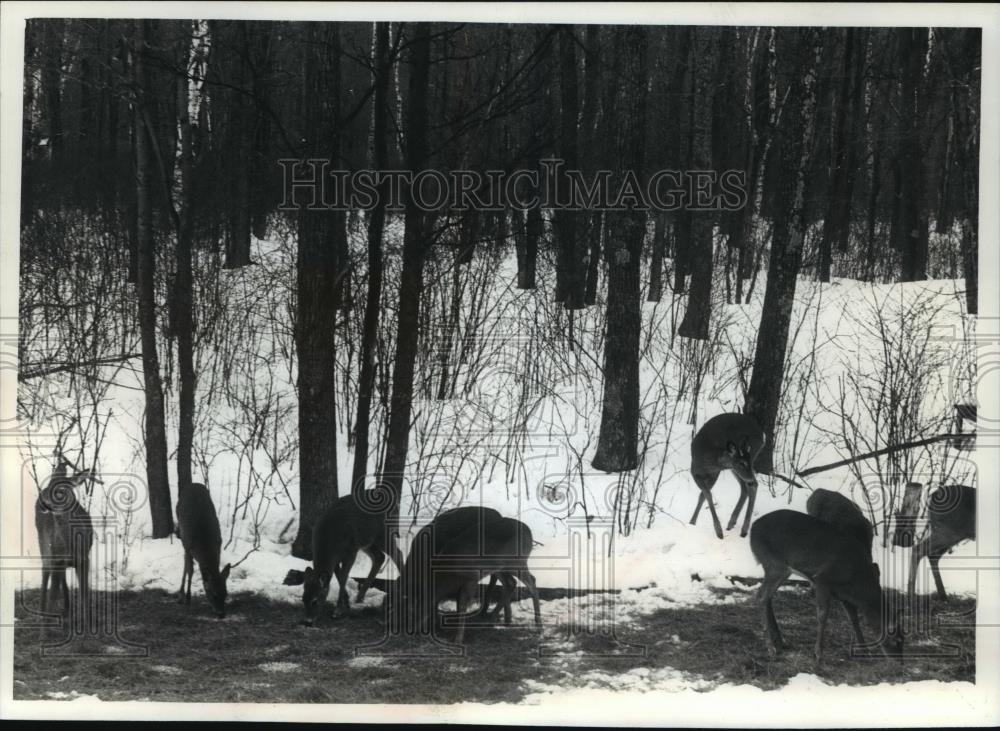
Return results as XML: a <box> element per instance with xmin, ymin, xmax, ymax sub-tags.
<box><xmin>690</xmin><ymin>413</ymin><xmax>765</xmax><ymax>539</ymax></box>
<box><xmin>750</xmin><ymin>510</ymin><xmax>902</xmax><ymax>666</ymax></box>
<box><xmin>397</xmin><ymin>506</ymin><xmax>542</xmax><ymax>644</ymax></box>
<box><xmin>36</xmin><ymin>461</ymin><xmax>95</xmax><ymax>616</ymax></box>
<box><xmin>283</xmin><ymin>492</ymin><xmax>405</xmax><ymax>626</ymax></box>
<box><xmin>907</xmin><ymin>484</ymin><xmax>976</xmax><ymax>602</ymax></box>
<box><xmin>806</xmin><ymin>488</ymin><xmax>874</xmax><ymax>559</ymax></box>
<box><xmin>177</xmin><ymin>482</ymin><xmax>231</xmax><ymax>618</ymax></box>
<box><xmin>406</xmin><ymin>506</ymin><xmax>515</xmax><ymax>623</ymax></box>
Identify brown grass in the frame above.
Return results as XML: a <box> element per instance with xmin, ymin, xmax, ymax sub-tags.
<box><xmin>13</xmin><ymin>585</ymin><xmax>974</xmax><ymax>703</ymax></box>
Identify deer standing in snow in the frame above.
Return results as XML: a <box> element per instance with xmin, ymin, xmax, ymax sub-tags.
<box><xmin>689</xmin><ymin>413</ymin><xmax>766</xmax><ymax>539</ymax></box>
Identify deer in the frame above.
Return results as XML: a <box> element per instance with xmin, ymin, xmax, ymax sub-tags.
<box><xmin>907</xmin><ymin>484</ymin><xmax>976</xmax><ymax>602</ymax></box>
<box><xmin>750</xmin><ymin>509</ymin><xmax>903</xmax><ymax>667</ymax></box>
<box><xmin>396</xmin><ymin>506</ymin><xmax>542</xmax><ymax>644</ymax></box>
<box><xmin>176</xmin><ymin>482</ymin><xmax>231</xmax><ymax>618</ymax></box>
<box><xmin>806</xmin><ymin>488</ymin><xmax>874</xmax><ymax>559</ymax></box>
<box><xmin>35</xmin><ymin>460</ymin><xmax>95</xmax><ymax>617</ymax></box>
<box><xmin>283</xmin><ymin>492</ymin><xmax>405</xmax><ymax>626</ymax></box>
<box><xmin>689</xmin><ymin>412</ymin><xmax>766</xmax><ymax>539</ymax></box>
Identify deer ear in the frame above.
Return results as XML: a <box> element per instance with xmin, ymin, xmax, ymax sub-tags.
<box><xmin>221</xmin><ymin>563</ymin><xmax>231</xmax><ymax>581</ymax></box>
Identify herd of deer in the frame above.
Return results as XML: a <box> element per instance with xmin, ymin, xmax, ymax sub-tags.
<box><xmin>35</xmin><ymin>411</ymin><xmax>976</xmax><ymax>664</ymax></box>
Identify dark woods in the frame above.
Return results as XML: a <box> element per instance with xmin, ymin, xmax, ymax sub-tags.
<box><xmin>19</xmin><ymin>22</ymin><xmax>981</xmax><ymax>552</ymax></box>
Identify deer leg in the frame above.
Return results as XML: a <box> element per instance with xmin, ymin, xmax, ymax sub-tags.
<box><xmin>813</xmin><ymin>583</ymin><xmax>832</xmax><ymax>667</ymax></box>
<box><xmin>928</xmin><ymin>553</ymin><xmax>948</xmax><ymax>602</ymax></box>
<box><xmin>690</xmin><ymin>491</ymin><xmax>706</xmax><ymax>525</ymax></box>
<box><xmin>519</xmin><ymin>570</ymin><xmax>543</xmax><ymax>632</ymax></box>
<box><xmin>76</xmin><ymin>557</ymin><xmax>90</xmax><ymax>629</ymax></box>
<box><xmin>454</xmin><ymin>583</ymin><xmax>471</xmax><ymax>645</ymax></box>
<box><xmin>383</xmin><ymin>533</ymin><xmax>405</xmax><ymax>577</ymax></box>
<box><xmin>758</xmin><ymin>569</ymin><xmax>790</xmax><ymax>655</ymax></box>
<box><xmin>727</xmin><ymin>482</ymin><xmax>748</xmax><ymax>532</ymax></box>
<box><xmin>487</xmin><ymin>573</ymin><xmax>516</xmax><ymax>624</ymax></box>
<box><xmin>499</xmin><ymin>573</ymin><xmax>518</xmax><ymax>626</ymax></box>
<box><xmin>58</xmin><ymin>571</ymin><xmax>70</xmax><ymax>616</ymax></box>
<box><xmin>479</xmin><ymin>573</ymin><xmax>500</xmax><ymax>618</ymax></box>
<box><xmin>184</xmin><ymin>551</ymin><xmax>194</xmax><ymax>605</ymax></box>
<box><xmin>334</xmin><ymin>550</ymin><xmax>358</xmax><ymax>616</ymax></box>
<box><xmin>41</xmin><ymin>568</ymin><xmax>51</xmax><ymax>613</ymax></box>
<box><xmin>691</xmin><ymin>472</ymin><xmax>722</xmax><ymax>538</ymax></box>
<box><xmin>740</xmin><ymin>480</ymin><xmax>758</xmax><ymax>538</ymax></box>
<box><xmin>692</xmin><ymin>472</ymin><xmax>724</xmax><ymax>539</ymax></box>
<box><xmin>842</xmin><ymin>601</ymin><xmax>865</xmax><ymax>645</ymax></box>
<box><xmin>357</xmin><ymin>547</ymin><xmax>385</xmax><ymax>604</ymax></box>
<box><xmin>908</xmin><ymin>535</ymin><xmax>931</xmax><ymax>601</ymax></box>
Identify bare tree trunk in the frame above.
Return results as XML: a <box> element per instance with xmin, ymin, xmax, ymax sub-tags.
<box><xmin>174</xmin><ymin>25</ymin><xmax>199</xmax><ymax>498</ymax></box>
<box><xmin>678</xmin><ymin>29</ymin><xmax>719</xmax><ymax>340</ymax></box>
<box><xmin>381</xmin><ymin>22</ymin><xmax>432</xmax><ymax>525</ymax></box>
<box><xmin>745</xmin><ymin>29</ymin><xmax>823</xmax><ymax>474</ymax></box>
<box><xmin>592</xmin><ymin>27</ymin><xmax>648</xmax><ymax>473</ymax></box>
<box><xmin>818</xmin><ymin>30</ymin><xmax>855</xmax><ymax>282</ymax></box>
<box><xmin>581</xmin><ymin>26</ymin><xmax>601</xmax><ymax>307</ymax></box>
<box><xmin>895</xmin><ymin>29</ymin><xmax>930</xmax><ymax>282</ymax></box>
<box><xmin>132</xmin><ymin>20</ymin><xmax>173</xmax><ymax>538</ymax></box>
<box><xmin>352</xmin><ymin>21</ymin><xmax>392</xmax><ymax>495</ymax></box>
<box><xmin>42</xmin><ymin>19</ymin><xmax>64</xmax><ymax>161</ymax></box>
<box><xmin>292</xmin><ymin>25</ymin><xmax>340</xmax><ymax>559</ymax></box>
<box><xmin>554</xmin><ymin>27</ymin><xmax>585</xmax><ymax>310</ymax></box>
<box><xmin>951</xmin><ymin>29</ymin><xmax>980</xmax><ymax>314</ymax></box>
<box><xmin>519</xmin><ymin>204</ymin><xmax>541</xmax><ymax>289</ymax></box>
<box><xmin>666</xmin><ymin>28</ymin><xmax>692</xmax><ymax>294</ymax></box>
<box><xmin>648</xmin><ymin>213</ymin><xmax>667</xmax><ymax>302</ymax></box>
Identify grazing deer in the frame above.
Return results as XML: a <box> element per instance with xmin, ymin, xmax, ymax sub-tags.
<box><xmin>176</xmin><ymin>482</ymin><xmax>231</xmax><ymax>618</ymax></box>
<box><xmin>907</xmin><ymin>484</ymin><xmax>976</xmax><ymax>602</ymax></box>
<box><xmin>806</xmin><ymin>488</ymin><xmax>874</xmax><ymax>559</ymax></box>
<box><xmin>419</xmin><ymin>507</ymin><xmax>516</xmax><ymax>624</ymax></box>
<box><xmin>35</xmin><ymin>461</ymin><xmax>95</xmax><ymax>616</ymax></box>
<box><xmin>283</xmin><ymin>492</ymin><xmax>405</xmax><ymax>626</ymax></box>
<box><xmin>398</xmin><ymin>506</ymin><xmax>542</xmax><ymax>644</ymax></box>
<box><xmin>750</xmin><ymin>510</ymin><xmax>903</xmax><ymax>666</ymax></box>
<box><xmin>690</xmin><ymin>413</ymin><xmax>766</xmax><ymax>539</ymax></box>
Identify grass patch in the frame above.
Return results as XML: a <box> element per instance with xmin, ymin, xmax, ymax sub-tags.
<box><xmin>13</xmin><ymin>585</ymin><xmax>974</xmax><ymax>702</ymax></box>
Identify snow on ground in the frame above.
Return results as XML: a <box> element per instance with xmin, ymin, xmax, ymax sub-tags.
<box><xmin>507</xmin><ymin>674</ymin><xmax>982</xmax><ymax>723</ymax></box>
<box><xmin>13</xmin><ymin>232</ymin><xmax>978</xmax><ymax>622</ymax></box>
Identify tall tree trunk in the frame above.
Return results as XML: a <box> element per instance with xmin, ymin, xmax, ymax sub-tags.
<box><xmin>224</xmin><ymin>23</ymin><xmax>253</xmax><ymax>269</ymax></box>
<box><xmin>42</xmin><ymin>19</ymin><xmax>64</xmax><ymax>161</ymax></box>
<box><xmin>519</xmin><ymin>204</ymin><xmax>541</xmax><ymax>289</ymax></box>
<box><xmin>736</xmin><ymin>29</ymin><xmax>774</xmax><ymax>302</ymax></box>
<box><xmin>132</xmin><ymin>20</ymin><xmax>173</xmax><ymax>538</ymax></box>
<box><xmin>895</xmin><ymin>29</ymin><xmax>930</xmax><ymax>282</ymax></box>
<box><xmin>175</xmin><ymin>25</ymin><xmax>199</xmax><ymax>498</ymax></box>
<box><xmin>666</xmin><ymin>28</ymin><xmax>692</xmax><ymax>294</ymax></box>
<box><xmin>554</xmin><ymin>27</ymin><xmax>585</xmax><ymax>310</ymax></box>
<box><xmin>381</xmin><ymin>22</ymin><xmax>432</xmax><ymax>530</ymax></box>
<box><xmin>292</xmin><ymin>25</ymin><xmax>340</xmax><ymax>560</ymax></box>
<box><xmin>592</xmin><ymin>27</ymin><xmax>648</xmax><ymax>473</ymax></box>
<box><xmin>818</xmin><ymin>30</ymin><xmax>855</xmax><ymax>282</ymax></box>
<box><xmin>678</xmin><ymin>29</ymin><xmax>719</xmax><ymax>340</ymax></box>
<box><xmin>745</xmin><ymin>29</ymin><xmax>823</xmax><ymax>474</ymax></box>
<box><xmin>352</xmin><ymin>21</ymin><xmax>392</xmax><ymax>495</ymax></box>
<box><xmin>648</xmin><ymin>213</ymin><xmax>667</xmax><ymax>302</ymax></box>
<box><xmin>581</xmin><ymin>26</ymin><xmax>601</xmax><ymax>306</ymax></box>
<box><xmin>839</xmin><ymin>28</ymin><xmax>867</xmax><ymax>255</ymax></box>
<box><xmin>951</xmin><ymin>29</ymin><xmax>980</xmax><ymax>315</ymax></box>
